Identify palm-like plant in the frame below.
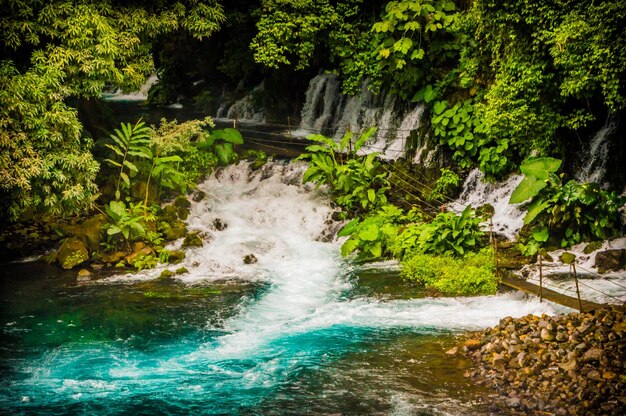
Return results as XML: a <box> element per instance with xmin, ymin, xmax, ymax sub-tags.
<box><xmin>104</xmin><ymin>120</ymin><xmax>152</xmax><ymax>200</ymax></box>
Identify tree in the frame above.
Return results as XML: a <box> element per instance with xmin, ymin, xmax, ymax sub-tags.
<box><xmin>0</xmin><ymin>0</ymin><xmax>225</xmax><ymax>220</ymax></box>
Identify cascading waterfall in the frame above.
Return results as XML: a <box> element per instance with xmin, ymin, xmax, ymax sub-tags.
<box><xmin>297</xmin><ymin>74</ymin><xmax>428</xmax><ymax>162</ymax></box>
<box><xmin>575</xmin><ymin>115</ymin><xmax>617</xmax><ymax>184</ymax></box>
<box><xmin>451</xmin><ymin>169</ymin><xmax>525</xmax><ymax>240</ymax></box>
<box><xmin>1</xmin><ymin>161</ymin><xmax>564</xmax><ymax>414</ymax></box>
<box><xmin>222</xmin><ymin>82</ymin><xmax>266</xmax><ymax>122</ymax></box>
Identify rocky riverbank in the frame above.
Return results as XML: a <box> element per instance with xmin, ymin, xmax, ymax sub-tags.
<box><xmin>456</xmin><ymin>306</ymin><xmax>625</xmax><ymax>415</ymax></box>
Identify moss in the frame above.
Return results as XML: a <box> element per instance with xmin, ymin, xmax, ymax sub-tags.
<box><xmin>401</xmin><ymin>249</ymin><xmax>497</xmax><ymax>296</ymax></box>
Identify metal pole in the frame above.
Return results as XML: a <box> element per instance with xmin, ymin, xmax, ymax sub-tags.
<box><xmin>572</xmin><ymin>263</ymin><xmax>583</xmax><ymax>312</ymax></box>
<box><xmin>538</xmin><ymin>254</ymin><xmax>543</xmax><ymax>302</ymax></box>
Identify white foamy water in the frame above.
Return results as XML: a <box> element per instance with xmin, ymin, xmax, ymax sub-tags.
<box><xmin>451</xmin><ymin>169</ymin><xmax>525</xmax><ymax>240</ymax></box>
<box><xmin>101</xmin><ymin>73</ymin><xmax>158</xmax><ymax>102</ymax></box>
<box><xmin>519</xmin><ymin>237</ymin><xmax>626</xmax><ymax>305</ymax></box>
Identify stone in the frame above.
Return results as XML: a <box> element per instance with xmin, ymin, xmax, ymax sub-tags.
<box><xmin>213</xmin><ymin>218</ymin><xmax>228</xmax><ymax>231</ymax></box>
<box><xmin>595</xmin><ymin>249</ymin><xmax>626</xmax><ymax>273</ymax></box>
<box><xmin>175</xmin><ymin>267</ymin><xmax>189</xmax><ymax>275</ymax></box>
<box><xmin>101</xmin><ymin>251</ymin><xmax>126</xmax><ymax>264</ymax></box>
<box><xmin>445</xmin><ymin>347</ymin><xmax>459</xmax><ymax>356</ymax></box>
<box><xmin>540</xmin><ymin>328</ymin><xmax>556</xmax><ymax>341</ymax></box>
<box><xmin>57</xmin><ymin>237</ymin><xmax>89</xmax><ymax>270</ymax></box>
<box><xmin>177</xmin><ymin>206</ymin><xmax>189</xmax><ymax>220</ymax></box>
<box><xmin>559</xmin><ymin>252</ymin><xmax>576</xmax><ymax>265</ymax></box>
<box><xmin>174</xmin><ymin>195</ymin><xmax>191</xmax><ymax>208</ymax></box>
<box><xmin>463</xmin><ymin>339</ymin><xmax>481</xmax><ymax>351</ymax></box>
<box><xmin>582</xmin><ymin>241</ymin><xmax>603</xmax><ymax>254</ymax></box>
<box><xmin>77</xmin><ymin>269</ymin><xmax>92</xmax><ymax>281</ymax></box>
<box><xmin>159</xmin><ymin>270</ymin><xmax>175</xmax><ymax>279</ymax></box>
<box><xmin>165</xmin><ymin>225</ymin><xmax>187</xmax><ymax>241</ymax></box>
<box><xmin>243</xmin><ymin>254</ymin><xmax>258</xmax><ymax>264</ymax></box>
<box><xmin>168</xmin><ymin>250</ymin><xmax>186</xmax><ymax>264</ymax></box>
<box><xmin>582</xmin><ymin>348</ymin><xmax>604</xmax><ymax>363</ymax></box>
<box><xmin>78</xmin><ymin>214</ymin><xmax>107</xmax><ymax>251</ymax></box>
<box><xmin>162</xmin><ymin>205</ymin><xmax>179</xmax><ymax>222</ymax></box>
<box><xmin>192</xmin><ymin>191</ymin><xmax>207</xmax><ymax>202</ymax></box>
<box><xmin>183</xmin><ymin>231</ymin><xmax>203</xmax><ymax>247</ymax></box>
<box><xmin>125</xmin><ymin>247</ymin><xmax>152</xmax><ymax>264</ymax></box>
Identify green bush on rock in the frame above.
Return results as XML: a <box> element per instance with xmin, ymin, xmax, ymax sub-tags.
<box><xmin>401</xmin><ymin>249</ymin><xmax>497</xmax><ymax>296</ymax></box>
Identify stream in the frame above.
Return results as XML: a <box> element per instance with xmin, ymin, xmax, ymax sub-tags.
<box><xmin>0</xmin><ymin>161</ymin><xmax>565</xmax><ymax>415</ymax></box>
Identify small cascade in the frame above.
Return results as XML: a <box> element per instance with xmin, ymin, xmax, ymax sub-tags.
<box><xmin>224</xmin><ymin>82</ymin><xmax>266</xmax><ymax>122</ymax></box>
<box><xmin>299</xmin><ymin>74</ymin><xmax>342</xmax><ymax>134</ymax></box>
<box><xmin>451</xmin><ymin>169</ymin><xmax>525</xmax><ymax>240</ymax></box>
<box><xmin>102</xmin><ymin>73</ymin><xmax>158</xmax><ymax>102</ymax></box>
<box><xmin>575</xmin><ymin>115</ymin><xmax>617</xmax><ymax>184</ymax></box>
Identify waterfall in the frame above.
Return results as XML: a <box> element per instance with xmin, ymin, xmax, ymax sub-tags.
<box><xmin>298</xmin><ymin>74</ymin><xmax>429</xmax><ymax>162</ymax></box>
<box><xmin>224</xmin><ymin>82</ymin><xmax>266</xmax><ymax>122</ymax></box>
<box><xmin>451</xmin><ymin>169</ymin><xmax>525</xmax><ymax>240</ymax></box>
<box><xmin>101</xmin><ymin>73</ymin><xmax>158</xmax><ymax>102</ymax></box>
<box><xmin>575</xmin><ymin>115</ymin><xmax>617</xmax><ymax>184</ymax></box>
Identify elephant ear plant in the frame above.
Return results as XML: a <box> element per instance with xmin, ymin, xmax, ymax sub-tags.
<box><xmin>510</xmin><ymin>157</ymin><xmax>624</xmax><ymax>254</ymax></box>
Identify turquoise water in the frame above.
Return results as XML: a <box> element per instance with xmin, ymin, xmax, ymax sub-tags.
<box><xmin>0</xmin><ymin>262</ymin><xmax>487</xmax><ymax>415</ymax></box>
<box><xmin>1</xmin><ymin>162</ymin><xmax>561</xmax><ymax>415</ymax></box>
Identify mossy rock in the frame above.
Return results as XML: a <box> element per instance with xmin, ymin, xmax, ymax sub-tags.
<box><xmin>175</xmin><ymin>267</ymin><xmax>189</xmax><ymax>275</ymax></box>
<box><xmin>161</xmin><ymin>205</ymin><xmax>179</xmax><ymax>222</ymax></box>
<box><xmin>177</xmin><ymin>206</ymin><xmax>189</xmax><ymax>220</ymax></box>
<box><xmin>159</xmin><ymin>269</ymin><xmax>175</xmax><ymax>279</ymax></box>
<box><xmin>595</xmin><ymin>249</ymin><xmax>626</xmax><ymax>274</ymax></box>
<box><xmin>168</xmin><ymin>250</ymin><xmax>186</xmax><ymax>264</ymax></box>
<box><xmin>174</xmin><ymin>196</ymin><xmax>191</xmax><ymax>209</ymax></box>
<box><xmin>560</xmin><ymin>252</ymin><xmax>576</xmax><ymax>265</ymax></box>
<box><xmin>243</xmin><ymin>254</ymin><xmax>258</xmax><ymax>264</ymax></box>
<box><xmin>100</xmin><ymin>251</ymin><xmax>126</xmax><ymax>264</ymax></box>
<box><xmin>583</xmin><ymin>241</ymin><xmax>603</xmax><ymax>254</ymax></box>
<box><xmin>183</xmin><ymin>231</ymin><xmax>203</xmax><ymax>247</ymax></box>
<box><xmin>57</xmin><ymin>237</ymin><xmax>89</xmax><ymax>270</ymax></box>
<box><xmin>164</xmin><ymin>223</ymin><xmax>187</xmax><ymax>241</ymax></box>
<box><xmin>79</xmin><ymin>214</ymin><xmax>107</xmax><ymax>251</ymax></box>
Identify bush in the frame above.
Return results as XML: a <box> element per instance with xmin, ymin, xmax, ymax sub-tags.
<box><xmin>401</xmin><ymin>249</ymin><xmax>497</xmax><ymax>296</ymax></box>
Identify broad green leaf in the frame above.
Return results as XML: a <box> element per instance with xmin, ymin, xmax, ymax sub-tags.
<box><xmin>339</xmin><ymin>131</ymin><xmax>353</xmax><ymax>152</ymax></box>
<box><xmin>367</xmin><ymin>188</ymin><xmax>375</xmax><ymax>203</ymax></box>
<box><xmin>369</xmin><ymin>242</ymin><xmax>382</xmax><ymax>258</ymax></box>
<box><xmin>523</xmin><ymin>198</ymin><xmax>550</xmax><ymax>224</ymax></box>
<box><xmin>520</xmin><ymin>157</ymin><xmax>562</xmax><ymax>180</ymax></box>
<box><xmin>509</xmin><ymin>176</ymin><xmax>547</xmax><ymax>204</ymax></box>
<box><xmin>123</xmin><ymin>159</ymin><xmax>138</xmax><ymax>172</ymax></box>
<box><xmin>433</xmin><ymin>101</ymin><xmax>446</xmax><ymax>115</ymax></box>
<box><xmin>354</xmin><ymin>127</ymin><xmax>376</xmax><ymax>152</ymax></box>
<box><xmin>338</xmin><ymin>219</ymin><xmax>360</xmax><ymax>237</ymax></box>
<box><xmin>358</xmin><ymin>224</ymin><xmax>379</xmax><ymax>241</ymax></box>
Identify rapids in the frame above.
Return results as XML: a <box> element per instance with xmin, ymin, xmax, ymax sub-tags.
<box><xmin>0</xmin><ymin>161</ymin><xmax>566</xmax><ymax>415</ymax></box>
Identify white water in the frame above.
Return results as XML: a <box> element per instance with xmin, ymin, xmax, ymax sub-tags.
<box><xmin>297</xmin><ymin>74</ymin><xmax>429</xmax><ymax>162</ymax></box>
<box><xmin>519</xmin><ymin>237</ymin><xmax>626</xmax><ymax>305</ymax></box>
<box><xmin>575</xmin><ymin>115</ymin><xmax>617</xmax><ymax>184</ymax></box>
<box><xmin>451</xmin><ymin>169</ymin><xmax>525</xmax><ymax>240</ymax></box>
<box><xmin>101</xmin><ymin>74</ymin><xmax>158</xmax><ymax>102</ymax></box>
<box><xmin>224</xmin><ymin>82</ymin><xmax>266</xmax><ymax>122</ymax></box>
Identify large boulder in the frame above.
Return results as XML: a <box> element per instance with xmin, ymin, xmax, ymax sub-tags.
<box><xmin>57</xmin><ymin>237</ymin><xmax>89</xmax><ymax>269</ymax></box>
<box><xmin>595</xmin><ymin>249</ymin><xmax>626</xmax><ymax>273</ymax></box>
<box><xmin>79</xmin><ymin>214</ymin><xmax>107</xmax><ymax>251</ymax></box>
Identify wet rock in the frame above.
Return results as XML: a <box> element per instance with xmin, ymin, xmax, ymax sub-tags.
<box><xmin>595</xmin><ymin>249</ymin><xmax>626</xmax><ymax>273</ymax></box>
<box><xmin>175</xmin><ymin>267</ymin><xmax>189</xmax><ymax>275</ymax></box>
<box><xmin>177</xmin><ymin>206</ymin><xmax>189</xmax><ymax>220</ymax></box>
<box><xmin>192</xmin><ymin>190</ymin><xmax>207</xmax><ymax>202</ymax></box>
<box><xmin>168</xmin><ymin>250</ymin><xmax>186</xmax><ymax>264</ymax></box>
<box><xmin>213</xmin><ymin>218</ymin><xmax>228</xmax><ymax>231</ymax></box>
<box><xmin>445</xmin><ymin>346</ymin><xmax>459</xmax><ymax>356</ymax></box>
<box><xmin>57</xmin><ymin>237</ymin><xmax>89</xmax><ymax>269</ymax></box>
<box><xmin>174</xmin><ymin>195</ymin><xmax>191</xmax><ymax>209</ymax></box>
<box><xmin>165</xmin><ymin>223</ymin><xmax>187</xmax><ymax>241</ymax></box>
<box><xmin>162</xmin><ymin>205</ymin><xmax>179</xmax><ymax>222</ymax></box>
<box><xmin>243</xmin><ymin>254</ymin><xmax>258</xmax><ymax>264</ymax></box>
<box><xmin>182</xmin><ymin>231</ymin><xmax>203</xmax><ymax>247</ymax></box>
<box><xmin>159</xmin><ymin>270</ymin><xmax>175</xmax><ymax>279</ymax></box>
<box><xmin>460</xmin><ymin>306</ymin><xmax>625</xmax><ymax>415</ymax></box>
<box><xmin>125</xmin><ymin>247</ymin><xmax>152</xmax><ymax>264</ymax></box>
<box><xmin>583</xmin><ymin>241</ymin><xmax>603</xmax><ymax>254</ymax></box>
<box><xmin>76</xmin><ymin>268</ymin><xmax>92</xmax><ymax>281</ymax></box>
<box><xmin>101</xmin><ymin>251</ymin><xmax>126</xmax><ymax>264</ymax></box>
<box><xmin>78</xmin><ymin>214</ymin><xmax>107</xmax><ymax>251</ymax></box>
<box><xmin>559</xmin><ymin>252</ymin><xmax>576</xmax><ymax>264</ymax></box>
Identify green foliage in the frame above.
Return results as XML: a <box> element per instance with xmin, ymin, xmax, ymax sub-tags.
<box><xmin>298</xmin><ymin>128</ymin><xmax>390</xmax><ymax>212</ymax></box>
<box><xmin>338</xmin><ymin>204</ymin><xmax>421</xmax><ymax>260</ymax></box>
<box><xmin>0</xmin><ymin>61</ymin><xmax>99</xmax><ymax>221</ymax></box>
<box><xmin>510</xmin><ymin>157</ymin><xmax>624</xmax><ymax>249</ymax></box>
<box><xmin>104</xmin><ymin>120</ymin><xmax>152</xmax><ymax>201</ymax></box>
<box><xmin>0</xmin><ymin>0</ymin><xmax>225</xmax><ymax>221</ymax></box>
<box><xmin>426</xmin><ymin>168</ymin><xmax>460</xmax><ymax>201</ymax></box>
<box><xmin>401</xmin><ymin>249</ymin><xmax>497</xmax><ymax>296</ymax></box>
<box><xmin>394</xmin><ymin>205</ymin><xmax>484</xmax><ymax>258</ymax></box>
<box><xmin>103</xmin><ymin>200</ymin><xmax>150</xmax><ymax>248</ymax></box>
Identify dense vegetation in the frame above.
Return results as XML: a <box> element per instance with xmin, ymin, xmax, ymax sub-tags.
<box><xmin>1</xmin><ymin>1</ymin><xmax>624</xmax><ymax>292</ymax></box>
